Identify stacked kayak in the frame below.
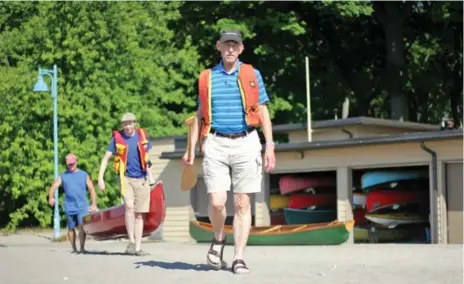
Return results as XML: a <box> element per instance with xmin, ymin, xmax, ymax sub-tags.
<box><xmin>266</xmin><ymin>168</ymin><xmax>430</xmax><ymax>244</ymax></box>
<box><xmin>279</xmin><ymin>175</ymin><xmax>336</xmax><ymax>195</ymax></box>
<box><xmin>354</xmin><ymin>168</ymin><xmax>430</xmax><ymax>243</ymax></box>
<box><xmin>271</xmin><ymin>175</ymin><xmax>337</xmax><ymax>226</ymax></box>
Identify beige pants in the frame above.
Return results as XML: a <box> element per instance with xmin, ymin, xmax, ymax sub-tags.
<box><xmin>202</xmin><ymin>130</ymin><xmax>263</xmax><ymax>194</ymax></box>
<box><xmin>119</xmin><ymin>176</ymin><xmax>151</xmax><ymax>213</ymax></box>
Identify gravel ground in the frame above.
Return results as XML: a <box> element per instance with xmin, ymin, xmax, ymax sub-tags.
<box><xmin>0</xmin><ymin>234</ymin><xmax>462</xmax><ymax>284</ymax></box>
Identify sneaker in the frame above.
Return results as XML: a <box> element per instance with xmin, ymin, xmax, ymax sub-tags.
<box><xmin>135</xmin><ymin>250</ymin><xmax>149</xmax><ymax>256</ymax></box>
<box><xmin>125</xmin><ymin>243</ymin><xmax>136</xmax><ymax>255</ymax></box>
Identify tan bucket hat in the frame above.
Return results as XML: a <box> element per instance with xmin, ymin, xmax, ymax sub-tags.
<box><xmin>121</xmin><ymin>112</ymin><xmax>136</xmax><ymax>122</ymax></box>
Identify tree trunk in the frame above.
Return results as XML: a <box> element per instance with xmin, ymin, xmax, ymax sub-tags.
<box><xmin>374</xmin><ymin>2</ymin><xmax>410</xmax><ymax>121</ymax></box>
<box><xmin>450</xmin><ymin>27</ymin><xmax>463</xmax><ymax>127</ymax></box>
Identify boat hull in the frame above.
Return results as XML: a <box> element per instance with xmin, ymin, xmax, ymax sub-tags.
<box><xmin>279</xmin><ymin>175</ymin><xmax>335</xmax><ymax>195</ymax></box>
<box><xmin>366</xmin><ymin>190</ymin><xmax>428</xmax><ymax>213</ymax></box>
<box><xmin>270</xmin><ymin>195</ymin><xmax>289</xmax><ymax>210</ymax></box>
<box><xmin>365</xmin><ymin>212</ymin><xmax>428</xmax><ymax>228</ymax></box>
<box><xmin>190</xmin><ymin>220</ymin><xmax>353</xmax><ymax>245</ymax></box>
<box><xmin>82</xmin><ymin>181</ymin><xmax>166</xmax><ymax>240</ymax></box>
<box><xmin>288</xmin><ymin>194</ymin><xmax>336</xmax><ymax>209</ymax></box>
<box><xmin>283</xmin><ymin>208</ymin><xmax>336</xmax><ymax>225</ymax></box>
<box><xmin>361</xmin><ymin>170</ymin><xmax>428</xmax><ymax>191</ymax></box>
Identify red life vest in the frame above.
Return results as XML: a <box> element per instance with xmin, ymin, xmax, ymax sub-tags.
<box><xmin>198</xmin><ymin>63</ymin><xmax>261</xmax><ymax>151</ymax></box>
<box><xmin>112</xmin><ymin>128</ymin><xmax>150</xmax><ymax>174</ymax></box>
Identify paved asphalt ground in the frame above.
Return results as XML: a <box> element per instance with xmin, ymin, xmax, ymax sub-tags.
<box><xmin>0</xmin><ymin>234</ymin><xmax>462</xmax><ymax>284</ymax></box>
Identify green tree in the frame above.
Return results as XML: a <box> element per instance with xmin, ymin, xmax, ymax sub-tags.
<box><xmin>0</xmin><ymin>1</ymin><xmax>200</xmax><ymax>230</ymax></box>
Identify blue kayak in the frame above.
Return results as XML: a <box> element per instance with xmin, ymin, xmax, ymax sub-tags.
<box><xmin>361</xmin><ymin>169</ymin><xmax>428</xmax><ymax>191</ymax></box>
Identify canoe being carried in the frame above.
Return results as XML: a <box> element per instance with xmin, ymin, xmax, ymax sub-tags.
<box><xmin>190</xmin><ymin>220</ymin><xmax>353</xmax><ymax>245</ymax></box>
<box><xmin>279</xmin><ymin>175</ymin><xmax>335</xmax><ymax>195</ymax></box>
<box><xmin>82</xmin><ymin>181</ymin><xmax>166</xmax><ymax>240</ymax></box>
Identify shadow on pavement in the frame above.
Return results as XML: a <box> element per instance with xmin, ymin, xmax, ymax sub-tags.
<box><xmin>134</xmin><ymin>260</ymin><xmax>223</xmax><ymax>271</ymax></box>
<box><xmin>82</xmin><ymin>250</ymin><xmax>129</xmax><ymax>256</ymax></box>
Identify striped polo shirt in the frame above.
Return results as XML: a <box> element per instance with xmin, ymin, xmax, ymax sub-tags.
<box><xmin>197</xmin><ymin>60</ymin><xmax>270</xmax><ymax>134</ymax></box>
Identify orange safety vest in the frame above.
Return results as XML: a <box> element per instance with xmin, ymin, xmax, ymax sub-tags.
<box><xmin>112</xmin><ymin>128</ymin><xmax>150</xmax><ymax>196</ymax></box>
<box><xmin>198</xmin><ymin>63</ymin><xmax>261</xmax><ymax>151</ymax></box>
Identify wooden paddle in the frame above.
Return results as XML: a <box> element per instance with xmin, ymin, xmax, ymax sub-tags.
<box><xmin>181</xmin><ymin>116</ymin><xmax>198</xmax><ymax>191</ymax></box>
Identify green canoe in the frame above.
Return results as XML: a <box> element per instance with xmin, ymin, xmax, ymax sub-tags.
<box><xmin>283</xmin><ymin>208</ymin><xmax>337</xmax><ymax>225</ymax></box>
<box><xmin>190</xmin><ymin>220</ymin><xmax>354</xmax><ymax>246</ymax></box>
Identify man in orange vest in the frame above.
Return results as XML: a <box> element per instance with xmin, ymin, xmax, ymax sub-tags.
<box><xmin>97</xmin><ymin>112</ymin><xmax>153</xmax><ymax>256</ymax></box>
<box><xmin>183</xmin><ymin>30</ymin><xmax>276</xmax><ymax>274</ymax></box>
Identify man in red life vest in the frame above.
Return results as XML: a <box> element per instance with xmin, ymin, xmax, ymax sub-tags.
<box><xmin>183</xmin><ymin>30</ymin><xmax>276</xmax><ymax>274</ymax></box>
<box><xmin>98</xmin><ymin>112</ymin><xmax>153</xmax><ymax>256</ymax></box>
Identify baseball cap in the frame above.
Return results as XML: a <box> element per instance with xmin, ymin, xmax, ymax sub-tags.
<box><xmin>65</xmin><ymin>153</ymin><xmax>77</xmax><ymax>165</ymax></box>
<box><xmin>121</xmin><ymin>112</ymin><xmax>136</xmax><ymax>122</ymax></box>
<box><xmin>219</xmin><ymin>30</ymin><xmax>242</xmax><ymax>44</ymax></box>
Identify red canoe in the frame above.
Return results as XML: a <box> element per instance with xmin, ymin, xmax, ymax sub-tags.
<box><xmin>288</xmin><ymin>194</ymin><xmax>337</xmax><ymax>209</ymax></box>
<box><xmin>279</xmin><ymin>175</ymin><xmax>336</xmax><ymax>195</ymax></box>
<box><xmin>82</xmin><ymin>181</ymin><xmax>166</xmax><ymax>241</ymax></box>
<box><xmin>366</xmin><ymin>189</ymin><xmax>428</xmax><ymax>213</ymax></box>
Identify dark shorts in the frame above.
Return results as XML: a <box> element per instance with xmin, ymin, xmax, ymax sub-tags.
<box><xmin>66</xmin><ymin>211</ymin><xmax>87</xmax><ymax>229</ymax></box>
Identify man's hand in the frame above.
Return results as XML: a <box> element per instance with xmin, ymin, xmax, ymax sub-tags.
<box><xmin>182</xmin><ymin>151</ymin><xmax>195</xmax><ymax>166</ymax></box>
<box><xmin>98</xmin><ymin>179</ymin><xmax>106</xmax><ymax>192</ymax></box>
<box><xmin>90</xmin><ymin>203</ymin><xmax>98</xmax><ymax>212</ymax></box>
<box><xmin>263</xmin><ymin>145</ymin><xmax>276</xmax><ymax>173</ymax></box>
<box><xmin>48</xmin><ymin>197</ymin><xmax>55</xmax><ymax>207</ymax></box>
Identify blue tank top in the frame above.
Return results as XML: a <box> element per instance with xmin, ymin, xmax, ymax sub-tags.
<box><xmin>60</xmin><ymin>169</ymin><xmax>89</xmax><ymax>214</ymax></box>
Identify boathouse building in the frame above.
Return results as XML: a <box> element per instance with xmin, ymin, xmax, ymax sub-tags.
<box><xmin>148</xmin><ymin>117</ymin><xmax>463</xmax><ymax>245</ymax></box>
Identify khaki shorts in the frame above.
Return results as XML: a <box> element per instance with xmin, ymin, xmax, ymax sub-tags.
<box><xmin>202</xmin><ymin>130</ymin><xmax>263</xmax><ymax>194</ymax></box>
<box><xmin>119</xmin><ymin>176</ymin><xmax>151</xmax><ymax>213</ymax></box>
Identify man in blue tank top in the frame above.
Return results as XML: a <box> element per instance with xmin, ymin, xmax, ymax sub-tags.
<box><xmin>48</xmin><ymin>153</ymin><xmax>97</xmax><ymax>253</ymax></box>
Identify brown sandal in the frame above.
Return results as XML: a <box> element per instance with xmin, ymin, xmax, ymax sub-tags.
<box><xmin>206</xmin><ymin>236</ymin><xmax>227</xmax><ymax>270</ymax></box>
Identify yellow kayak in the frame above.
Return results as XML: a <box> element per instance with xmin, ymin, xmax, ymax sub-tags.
<box><xmin>270</xmin><ymin>195</ymin><xmax>289</xmax><ymax>210</ymax></box>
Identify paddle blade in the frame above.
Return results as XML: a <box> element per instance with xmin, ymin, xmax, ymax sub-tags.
<box><xmin>181</xmin><ymin>165</ymin><xmax>197</xmax><ymax>191</ymax></box>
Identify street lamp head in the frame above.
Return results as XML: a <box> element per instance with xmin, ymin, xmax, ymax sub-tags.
<box><xmin>33</xmin><ymin>75</ymin><xmax>49</xmax><ymax>92</ymax></box>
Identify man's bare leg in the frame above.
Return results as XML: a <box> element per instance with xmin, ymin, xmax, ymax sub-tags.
<box><xmin>67</xmin><ymin>229</ymin><xmax>77</xmax><ymax>253</ymax></box>
<box><xmin>232</xmin><ymin>193</ymin><xmax>252</xmax><ymax>273</ymax></box>
<box><xmin>124</xmin><ymin>205</ymin><xmax>136</xmax><ymax>254</ymax></box>
<box><xmin>78</xmin><ymin>225</ymin><xmax>86</xmax><ymax>252</ymax></box>
<box><xmin>134</xmin><ymin>213</ymin><xmax>148</xmax><ymax>255</ymax></box>
<box><xmin>207</xmin><ymin>191</ymin><xmax>227</xmax><ymax>265</ymax></box>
